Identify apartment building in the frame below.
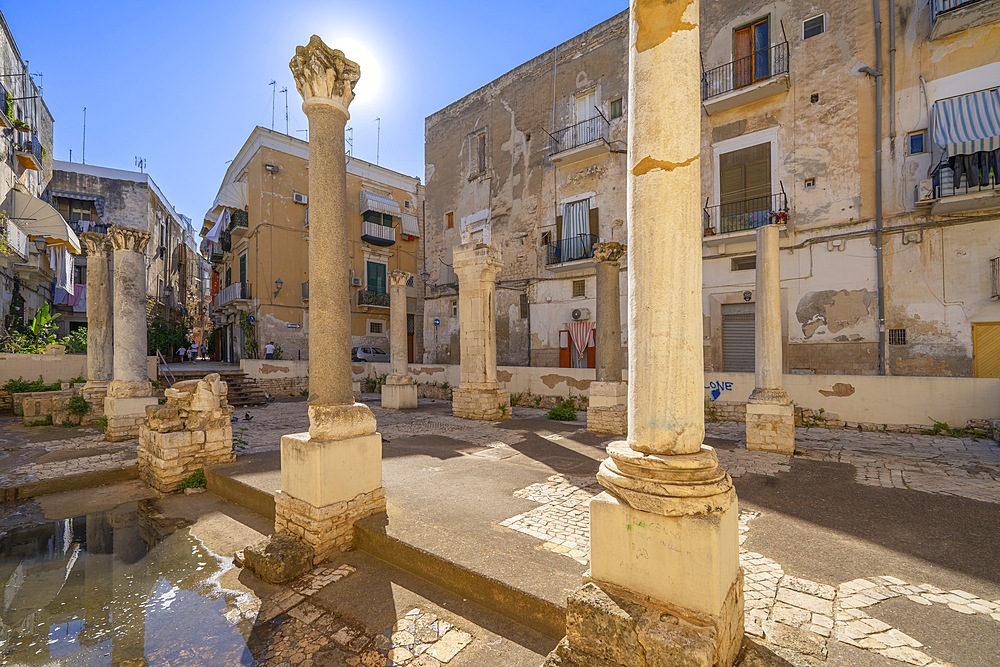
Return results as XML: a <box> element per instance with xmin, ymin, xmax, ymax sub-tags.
<box><xmin>423</xmin><ymin>0</ymin><xmax>1000</xmax><ymax>377</ymax></box>
<box><xmin>0</xmin><ymin>10</ymin><xmax>73</xmax><ymax>336</ymax></box>
<box><xmin>202</xmin><ymin>127</ymin><xmax>423</xmax><ymax>363</ymax></box>
<box><xmin>45</xmin><ymin>161</ymin><xmax>196</xmax><ymax>336</ymax></box>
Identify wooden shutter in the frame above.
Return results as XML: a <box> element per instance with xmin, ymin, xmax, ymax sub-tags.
<box><xmin>734</xmin><ymin>27</ymin><xmax>753</xmax><ymax>88</ymax></box>
<box><xmin>589</xmin><ymin>207</ymin><xmax>599</xmax><ymax>239</ymax></box>
<box><xmin>720</xmin><ymin>144</ymin><xmax>771</xmax><ymax>202</ymax></box>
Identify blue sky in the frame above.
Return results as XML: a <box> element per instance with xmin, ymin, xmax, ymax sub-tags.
<box><xmin>4</xmin><ymin>1</ymin><xmax>627</xmax><ymax>223</ymax></box>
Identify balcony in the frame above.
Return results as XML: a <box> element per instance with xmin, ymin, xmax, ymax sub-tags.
<box><xmin>358</xmin><ymin>289</ymin><xmax>390</xmax><ymax>308</ymax></box>
<box><xmin>550</xmin><ymin>116</ymin><xmax>610</xmax><ymax>164</ymax></box>
<box><xmin>701</xmin><ymin>42</ymin><xmax>790</xmax><ymax>115</ymax></box>
<box><xmin>545</xmin><ymin>233</ymin><xmax>600</xmax><ymax>272</ymax></box>
<box><xmin>220</xmin><ymin>230</ymin><xmax>232</xmax><ymax>252</ymax></box>
<box><xmin>15</xmin><ymin>134</ymin><xmax>44</xmax><ymax>171</ymax></box>
<box><xmin>2</xmin><ymin>219</ymin><xmax>29</xmax><ymax>260</ymax></box>
<box><xmin>919</xmin><ymin>162</ymin><xmax>1000</xmax><ymax>216</ymax></box>
<box><xmin>930</xmin><ymin>0</ymin><xmax>999</xmax><ymax>39</ymax></box>
<box><xmin>0</xmin><ymin>82</ymin><xmax>10</xmax><ymax>130</ymax></box>
<box><xmin>361</xmin><ymin>220</ymin><xmax>395</xmax><ymax>247</ymax></box>
<box><xmin>68</xmin><ymin>220</ymin><xmax>110</xmax><ymax>236</ymax></box>
<box><xmin>229</xmin><ymin>209</ymin><xmax>249</xmax><ymax>238</ymax></box>
<box><xmin>703</xmin><ymin>193</ymin><xmax>788</xmax><ymax>245</ymax></box>
<box><xmin>213</xmin><ymin>282</ymin><xmax>251</xmax><ymax>312</ymax></box>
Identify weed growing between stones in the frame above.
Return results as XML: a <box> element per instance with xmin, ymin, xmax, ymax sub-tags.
<box><xmin>548</xmin><ymin>400</ymin><xmax>577</xmax><ymax>421</ymax></box>
<box><xmin>68</xmin><ymin>395</ymin><xmax>91</xmax><ymax>416</ymax></box>
<box><xmin>97</xmin><ymin>416</ymin><xmax>108</xmax><ymax>431</ymax></box>
<box><xmin>28</xmin><ymin>415</ymin><xmax>53</xmax><ymax>427</ymax></box>
<box><xmin>178</xmin><ymin>469</ymin><xmax>207</xmax><ymax>490</ymax></box>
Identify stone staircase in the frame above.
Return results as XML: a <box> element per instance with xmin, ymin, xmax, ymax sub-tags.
<box><xmin>167</xmin><ymin>369</ymin><xmax>269</xmax><ymax>407</ymax></box>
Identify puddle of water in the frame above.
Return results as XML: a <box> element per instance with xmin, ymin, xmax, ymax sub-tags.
<box><xmin>0</xmin><ymin>500</ymin><xmax>256</xmax><ymax>666</ymax></box>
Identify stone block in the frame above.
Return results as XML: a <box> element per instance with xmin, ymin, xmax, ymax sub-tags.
<box><xmin>381</xmin><ymin>381</ymin><xmax>418</xmax><ymax>409</ymax></box>
<box><xmin>746</xmin><ymin>402</ymin><xmax>795</xmax><ymax>455</ymax></box>
<box><xmin>275</xmin><ymin>487</ymin><xmax>385</xmax><ymax>563</ymax></box>
<box><xmin>243</xmin><ymin>531</ymin><xmax>315</xmax><ymax>584</ymax></box>
<box><xmin>587</xmin><ymin>406</ymin><xmax>627</xmax><ymax>435</ymax></box>
<box><xmin>452</xmin><ymin>387</ymin><xmax>511</xmax><ymax>420</ymax></box>
<box><xmin>281</xmin><ymin>430</ymin><xmax>382</xmax><ymax>509</ymax></box>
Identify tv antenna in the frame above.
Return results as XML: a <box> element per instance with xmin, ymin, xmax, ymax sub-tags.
<box><xmin>269</xmin><ymin>80</ymin><xmax>276</xmax><ymax>131</ymax></box>
<box><xmin>281</xmin><ymin>87</ymin><xmax>289</xmax><ymax>135</ymax></box>
<box><xmin>373</xmin><ymin>117</ymin><xmax>381</xmax><ymax>165</ymax></box>
<box><xmin>295</xmin><ymin>129</ymin><xmax>309</xmax><ymax>142</ymax></box>
<box><xmin>346</xmin><ymin>126</ymin><xmax>353</xmax><ymax>157</ymax></box>
<box><xmin>30</xmin><ymin>71</ymin><xmax>42</xmax><ymax>92</ymax></box>
<box><xmin>135</xmin><ymin>156</ymin><xmax>146</xmax><ymax>173</ymax></box>
<box><xmin>82</xmin><ymin>107</ymin><xmax>87</xmax><ymax>165</ymax></box>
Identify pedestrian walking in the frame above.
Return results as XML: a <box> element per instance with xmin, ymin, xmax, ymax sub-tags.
<box><xmin>187</xmin><ymin>346</ymin><xmax>197</xmax><ymax>363</ymax></box>
<box><xmin>176</xmin><ymin>345</ymin><xmax>186</xmax><ymax>363</ymax></box>
<box><xmin>264</xmin><ymin>341</ymin><xmax>276</xmax><ymax>360</ymax></box>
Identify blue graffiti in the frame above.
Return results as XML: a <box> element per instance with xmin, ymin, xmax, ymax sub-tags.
<box><xmin>705</xmin><ymin>380</ymin><xmax>734</xmax><ymax>401</ymax></box>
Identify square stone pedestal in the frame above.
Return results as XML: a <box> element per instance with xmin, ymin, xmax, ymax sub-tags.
<box><xmin>453</xmin><ymin>386</ymin><xmax>511</xmax><ymax>420</ymax></box>
<box><xmin>104</xmin><ymin>396</ymin><xmax>158</xmax><ymax>441</ymax></box>
<box><xmin>381</xmin><ymin>377</ymin><xmax>418</xmax><ymax>409</ymax></box>
<box><xmin>745</xmin><ymin>401</ymin><xmax>795</xmax><ymax>455</ymax></box>
<box><xmin>584</xmin><ymin>491</ymin><xmax>744</xmax><ymax>666</ymax></box>
<box><xmin>276</xmin><ymin>430</ymin><xmax>385</xmax><ymax>563</ymax></box>
<box><xmin>587</xmin><ymin>381</ymin><xmax>627</xmax><ymax>435</ymax></box>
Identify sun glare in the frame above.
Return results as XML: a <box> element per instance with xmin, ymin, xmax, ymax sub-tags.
<box><xmin>320</xmin><ymin>35</ymin><xmax>384</xmax><ymax>105</ymax></box>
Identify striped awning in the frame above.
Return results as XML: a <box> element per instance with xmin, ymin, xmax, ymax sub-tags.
<box><xmin>49</xmin><ymin>190</ymin><xmax>105</xmax><ymax>217</ymax></box>
<box><xmin>360</xmin><ymin>190</ymin><xmax>401</xmax><ymax>217</ymax></box>
<box><xmin>401</xmin><ymin>213</ymin><xmax>420</xmax><ymax>237</ymax></box>
<box><xmin>932</xmin><ymin>88</ymin><xmax>1000</xmax><ymax>158</ymax></box>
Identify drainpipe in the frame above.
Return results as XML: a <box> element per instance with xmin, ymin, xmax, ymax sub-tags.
<box><xmin>888</xmin><ymin>0</ymin><xmax>896</xmax><ymax>147</ymax></box>
<box><xmin>873</xmin><ymin>0</ymin><xmax>887</xmax><ymax>375</ymax></box>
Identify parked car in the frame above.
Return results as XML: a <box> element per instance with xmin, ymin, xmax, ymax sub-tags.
<box><xmin>352</xmin><ymin>346</ymin><xmax>389</xmax><ymax>363</ymax></box>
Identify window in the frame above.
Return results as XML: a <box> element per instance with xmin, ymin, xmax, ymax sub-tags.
<box><xmin>719</xmin><ymin>142</ymin><xmax>772</xmax><ymax>229</ymax></box>
<box><xmin>364</xmin><ymin>210</ymin><xmax>393</xmax><ymax>227</ymax></box>
<box><xmin>541</xmin><ymin>231</ymin><xmax>552</xmax><ymax>246</ymax></box>
<box><xmin>908</xmin><ymin>131</ymin><xmax>926</xmax><ymax>155</ymax></box>
<box><xmin>803</xmin><ymin>15</ymin><xmax>825</xmax><ymax>39</ymax></box>
<box><xmin>734</xmin><ymin>17</ymin><xmax>770</xmax><ymax>88</ymax></box>
<box><xmin>446</xmin><ymin>212</ymin><xmax>454</xmax><ymax>229</ymax></box>
<box><xmin>609</xmin><ymin>97</ymin><xmax>624</xmax><ymax>120</ymax></box>
<box><xmin>451</xmin><ymin>300</ymin><xmax>458</xmax><ymax>317</ymax></box>
<box><xmin>888</xmin><ymin>328</ymin><xmax>907</xmax><ymax>345</ymax></box>
<box><xmin>731</xmin><ymin>256</ymin><xmax>757</xmax><ymax>271</ymax></box>
<box><xmin>225</xmin><ymin>267</ymin><xmax>232</xmax><ymax>287</ymax></box>
<box><xmin>368</xmin><ymin>320</ymin><xmax>384</xmax><ymax>336</ymax></box>
<box><xmin>576</xmin><ymin>89</ymin><xmax>597</xmax><ymax>123</ymax></box>
<box><xmin>404</xmin><ymin>200</ymin><xmax>411</xmax><ymax>209</ymax></box>
<box><xmin>239</xmin><ymin>253</ymin><xmax>248</xmax><ymax>295</ymax></box>
<box><xmin>69</xmin><ymin>204</ymin><xmax>91</xmax><ymax>224</ymax></box>
<box><xmin>366</xmin><ymin>261</ymin><xmax>387</xmax><ymax>294</ymax></box>
<box><xmin>560</xmin><ymin>199</ymin><xmax>592</xmax><ymax>261</ymax></box>
<box><xmin>74</xmin><ymin>264</ymin><xmax>86</xmax><ymax>285</ymax></box>
<box><xmin>519</xmin><ymin>293</ymin><xmax>529</xmax><ymax>319</ymax></box>
<box><xmin>572</xmin><ymin>279</ymin><xmax>586</xmax><ymax>298</ymax></box>
<box><xmin>469</xmin><ymin>129</ymin><xmax>488</xmax><ymax>176</ymax></box>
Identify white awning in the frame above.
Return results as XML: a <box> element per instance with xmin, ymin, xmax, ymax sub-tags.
<box><xmin>202</xmin><ymin>181</ymin><xmax>249</xmax><ymax>233</ymax></box>
<box><xmin>932</xmin><ymin>88</ymin><xmax>1000</xmax><ymax>158</ymax></box>
<box><xmin>401</xmin><ymin>213</ymin><xmax>420</xmax><ymax>237</ymax></box>
<box><xmin>361</xmin><ymin>190</ymin><xmax>401</xmax><ymax>217</ymax></box>
<box><xmin>4</xmin><ymin>188</ymin><xmax>81</xmax><ymax>254</ymax></box>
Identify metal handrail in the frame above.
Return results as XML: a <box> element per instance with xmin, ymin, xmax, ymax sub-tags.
<box><xmin>702</xmin><ymin>42</ymin><xmax>789</xmax><ymax>100</ymax></box>
<box><xmin>932</xmin><ymin>159</ymin><xmax>1000</xmax><ymax>198</ymax></box>
<box><xmin>358</xmin><ymin>289</ymin><xmax>390</xmax><ymax>307</ymax></box>
<box><xmin>156</xmin><ymin>350</ymin><xmax>176</xmax><ymax>386</ymax></box>
<box><xmin>704</xmin><ymin>192</ymin><xmax>788</xmax><ymax>235</ymax></box>
<box><xmin>545</xmin><ymin>233</ymin><xmax>600</xmax><ymax>265</ymax></box>
<box><xmin>550</xmin><ymin>116</ymin><xmax>609</xmax><ymax>154</ymax></box>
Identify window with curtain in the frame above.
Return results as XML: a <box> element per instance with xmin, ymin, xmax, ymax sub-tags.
<box><xmin>366</xmin><ymin>261</ymin><xmax>387</xmax><ymax>294</ymax></box>
<box><xmin>562</xmin><ymin>199</ymin><xmax>591</xmax><ymax>261</ymax></box>
<box><xmin>734</xmin><ymin>17</ymin><xmax>770</xmax><ymax>89</ymax></box>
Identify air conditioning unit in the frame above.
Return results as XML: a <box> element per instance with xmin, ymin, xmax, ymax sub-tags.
<box><xmin>293</xmin><ymin>192</ymin><xmax>308</xmax><ymax>205</ymax></box>
<box><xmin>571</xmin><ymin>307</ymin><xmax>592</xmax><ymax>321</ymax></box>
<box><xmin>915</xmin><ymin>179</ymin><xmax>935</xmax><ymax>203</ymax></box>
<box><xmin>351</xmin><ymin>276</ymin><xmax>363</xmax><ymax>287</ymax></box>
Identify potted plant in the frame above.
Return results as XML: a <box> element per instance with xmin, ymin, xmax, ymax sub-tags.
<box><xmin>769</xmin><ymin>210</ymin><xmax>789</xmax><ymax>224</ymax></box>
<box><xmin>3</xmin><ymin>93</ymin><xmax>13</xmax><ymax>126</ymax></box>
<box><xmin>12</xmin><ymin>118</ymin><xmax>31</xmax><ymax>133</ymax></box>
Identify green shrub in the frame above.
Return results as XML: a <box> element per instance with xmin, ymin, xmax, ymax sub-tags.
<box><xmin>177</xmin><ymin>469</ymin><xmax>207</xmax><ymax>490</ymax></box>
<box><xmin>98</xmin><ymin>416</ymin><xmax>108</xmax><ymax>431</ymax></box>
<box><xmin>61</xmin><ymin>328</ymin><xmax>88</xmax><ymax>354</ymax></box>
<box><xmin>59</xmin><ymin>420</ymin><xmax>76</xmax><ymax>428</ymax></box>
<box><xmin>547</xmin><ymin>400</ymin><xmax>577</xmax><ymax>421</ymax></box>
<box><xmin>69</xmin><ymin>375</ymin><xmax>85</xmax><ymax>384</ymax></box>
<box><xmin>67</xmin><ymin>395</ymin><xmax>91</xmax><ymax>416</ymax></box>
<box><xmin>3</xmin><ymin>376</ymin><xmax>62</xmax><ymax>394</ymax></box>
<box><xmin>362</xmin><ymin>373</ymin><xmax>387</xmax><ymax>393</ymax></box>
<box><xmin>28</xmin><ymin>415</ymin><xmax>53</xmax><ymax>427</ymax></box>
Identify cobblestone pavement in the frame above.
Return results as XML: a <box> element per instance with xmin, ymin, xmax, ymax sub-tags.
<box><xmin>255</xmin><ymin>564</ymin><xmax>475</xmax><ymax>667</ymax></box>
<box><xmin>0</xmin><ymin>426</ymin><xmax>137</xmax><ymax>489</ymax></box>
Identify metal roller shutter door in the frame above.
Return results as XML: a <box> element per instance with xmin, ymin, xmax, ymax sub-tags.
<box><xmin>722</xmin><ymin>303</ymin><xmax>756</xmax><ymax>372</ymax></box>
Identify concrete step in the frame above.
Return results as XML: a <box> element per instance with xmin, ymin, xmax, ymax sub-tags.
<box><xmin>204</xmin><ymin>450</ymin><xmax>280</xmax><ymax>522</ymax></box>
<box><xmin>354</xmin><ymin>513</ymin><xmax>567</xmax><ymax>640</ymax></box>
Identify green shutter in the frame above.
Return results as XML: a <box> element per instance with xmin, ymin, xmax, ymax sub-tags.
<box><xmin>367</xmin><ymin>262</ymin><xmax>387</xmax><ymax>294</ymax></box>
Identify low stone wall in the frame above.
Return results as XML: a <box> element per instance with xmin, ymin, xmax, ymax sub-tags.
<box><xmin>13</xmin><ymin>386</ymin><xmax>104</xmax><ymax>426</ymax></box>
<box><xmin>137</xmin><ymin>374</ymin><xmax>234</xmax><ymax>493</ymax></box>
<box><xmin>241</xmin><ymin>359</ymin><xmax>310</xmax><ymax>397</ymax></box>
<box><xmin>0</xmin><ymin>353</ymin><xmax>158</xmax><ymax>385</ymax></box>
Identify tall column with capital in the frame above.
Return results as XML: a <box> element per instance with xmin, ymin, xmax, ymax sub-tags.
<box><xmin>104</xmin><ymin>226</ymin><xmax>157</xmax><ymax>442</ymax></box>
<box><xmin>452</xmin><ymin>242</ymin><xmax>510</xmax><ymax>420</ymax></box>
<box><xmin>546</xmin><ymin>1</ymin><xmax>743</xmax><ymax>665</ymax></box>
<box><xmin>270</xmin><ymin>36</ymin><xmax>385</xmax><ymax>564</ymax></box>
<box><xmin>745</xmin><ymin>223</ymin><xmax>794</xmax><ymax>454</ymax></box>
<box><xmin>587</xmin><ymin>241</ymin><xmax>627</xmax><ymax>434</ymax></box>
<box><xmin>80</xmin><ymin>233</ymin><xmax>114</xmax><ymax>388</ymax></box>
<box><xmin>382</xmin><ymin>270</ymin><xmax>417</xmax><ymax>409</ymax></box>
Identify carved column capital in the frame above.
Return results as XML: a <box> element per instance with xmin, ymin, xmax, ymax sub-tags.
<box><xmin>80</xmin><ymin>232</ymin><xmax>113</xmax><ymax>258</ymax></box>
<box><xmin>388</xmin><ymin>270</ymin><xmax>411</xmax><ymax>289</ymax></box>
<box><xmin>289</xmin><ymin>35</ymin><xmax>361</xmax><ymax>117</ymax></box>
<box><xmin>593</xmin><ymin>241</ymin><xmax>626</xmax><ymax>265</ymax></box>
<box><xmin>108</xmin><ymin>226</ymin><xmax>151</xmax><ymax>254</ymax></box>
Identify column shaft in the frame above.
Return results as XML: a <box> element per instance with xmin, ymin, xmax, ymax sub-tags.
<box><xmin>389</xmin><ymin>273</ymin><xmax>408</xmax><ymax>378</ymax></box>
<box><xmin>80</xmin><ymin>233</ymin><xmax>113</xmax><ymax>384</ymax></box>
<box><xmin>594</xmin><ymin>244</ymin><xmax>624</xmax><ymax>383</ymax></box>
<box><xmin>755</xmin><ymin>224</ymin><xmax>782</xmax><ymax>390</ymax></box>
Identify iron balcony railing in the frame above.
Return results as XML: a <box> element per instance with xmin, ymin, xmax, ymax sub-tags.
<box><xmin>702</xmin><ymin>42</ymin><xmax>790</xmax><ymax>100</ymax></box>
<box><xmin>931</xmin><ymin>0</ymin><xmax>986</xmax><ymax>23</ymax></box>
<box><xmin>992</xmin><ymin>257</ymin><xmax>1000</xmax><ymax>300</ymax></box>
<box><xmin>361</xmin><ymin>220</ymin><xmax>395</xmax><ymax>246</ymax></box>
<box><xmin>933</xmin><ymin>160</ymin><xmax>1000</xmax><ymax>198</ymax></box>
<box><xmin>358</xmin><ymin>289</ymin><xmax>390</xmax><ymax>307</ymax></box>
<box><xmin>704</xmin><ymin>192</ymin><xmax>788</xmax><ymax>236</ymax></box>
<box><xmin>546</xmin><ymin>233</ymin><xmax>600</xmax><ymax>266</ymax></box>
<box><xmin>229</xmin><ymin>209</ymin><xmax>249</xmax><ymax>231</ymax></box>
<box><xmin>17</xmin><ymin>133</ymin><xmax>43</xmax><ymax>164</ymax></box>
<box><xmin>550</xmin><ymin>116</ymin><xmax>609</xmax><ymax>155</ymax></box>
<box><xmin>68</xmin><ymin>220</ymin><xmax>110</xmax><ymax>235</ymax></box>
<box><xmin>220</xmin><ymin>230</ymin><xmax>232</xmax><ymax>252</ymax></box>
<box><xmin>213</xmin><ymin>282</ymin><xmax>249</xmax><ymax>310</ymax></box>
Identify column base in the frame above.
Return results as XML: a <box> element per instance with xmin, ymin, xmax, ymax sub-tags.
<box><xmin>104</xmin><ymin>396</ymin><xmax>158</xmax><ymax>441</ymax></box>
<box><xmin>275</xmin><ymin>487</ymin><xmax>385</xmax><ymax>564</ymax></box>
<box><xmin>745</xmin><ymin>392</ymin><xmax>795</xmax><ymax>455</ymax></box>
<box><xmin>138</xmin><ymin>423</ymin><xmax>233</xmax><ymax>493</ymax></box>
<box><xmin>381</xmin><ymin>376</ymin><xmax>417</xmax><ymax>409</ymax></box>
<box><xmin>545</xmin><ymin>576</ymin><xmax>744</xmax><ymax>667</ymax></box>
<box><xmin>453</xmin><ymin>387</ymin><xmax>511</xmax><ymax>420</ymax></box>
<box><xmin>587</xmin><ymin>381</ymin><xmax>627</xmax><ymax>435</ymax></box>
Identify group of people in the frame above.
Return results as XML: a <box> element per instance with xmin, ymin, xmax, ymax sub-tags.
<box><xmin>176</xmin><ymin>343</ymin><xmax>207</xmax><ymax>363</ymax></box>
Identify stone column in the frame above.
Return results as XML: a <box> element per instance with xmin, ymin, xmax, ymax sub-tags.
<box><xmin>104</xmin><ymin>226</ymin><xmax>157</xmax><ymax>442</ymax></box>
<box><xmin>587</xmin><ymin>242</ymin><xmax>627</xmax><ymax>434</ymax></box>
<box><xmin>451</xmin><ymin>242</ymin><xmax>510</xmax><ymax>420</ymax></box>
<box><xmin>745</xmin><ymin>223</ymin><xmax>794</xmax><ymax>454</ymax></box>
<box><xmin>547</xmin><ymin>1</ymin><xmax>743</xmax><ymax>665</ymax></box>
<box><xmin>382</xmin><ymin>269</ymin><xmax>417</xmax><ymax>409</ymax></box>
<box><xmin>269</xmin><ymin>36</ymin><xmax>385</xmax><ymax>564</ymax></box>
<box><xmin>80</xmin><ymin>232</ymin><xmax>114</xmax><ymax>422</ymax></box>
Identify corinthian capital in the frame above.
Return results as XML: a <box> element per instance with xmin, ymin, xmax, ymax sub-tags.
<box><xmin>389</xmin><ymin>270</ymin><xmax>411</xmax><ymax>289</ymax></box>
<box><xmin>593</xmin><ymin>241</ymin><xmax>626</xmax><ymax>264</ymax></box>
<box><xmin>289</xmin><ymin>35</ymin><xmax>361</xmax><ymax>115</ymax></box>
<box><xmin>108</xmin><ymin>226</ymin><xmax>151</xmax><ymax>254</ymax></box>
<box><xmin>80</xmin><ymin>232</ymin><xmax>112</xmax><ymax>258</ymax></box>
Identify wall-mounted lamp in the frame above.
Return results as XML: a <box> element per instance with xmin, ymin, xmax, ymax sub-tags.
<box><xmin>33</xmin><ymin>237</ymin><xmax>47</xmax><ymax>253</ymax></box>
<box><xmin>274</xmin><ymin>278</ymin><xmax>283</xmax><ymax>298</ymax></box>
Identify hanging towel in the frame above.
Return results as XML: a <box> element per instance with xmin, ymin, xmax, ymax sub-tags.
<box><xmin>72</xmin><ymin>285</ymin><xmax>87</xmax><ymax>313</ymax></box>
<box><xmin>568</xmin><ymin>321</ymin><xmax>595</xmax><ymax>365</ymax></box>
<box><xmin>55</xmin><ymin>248</ymin><xmax>74</xmax><ymax>296</ymax></box>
